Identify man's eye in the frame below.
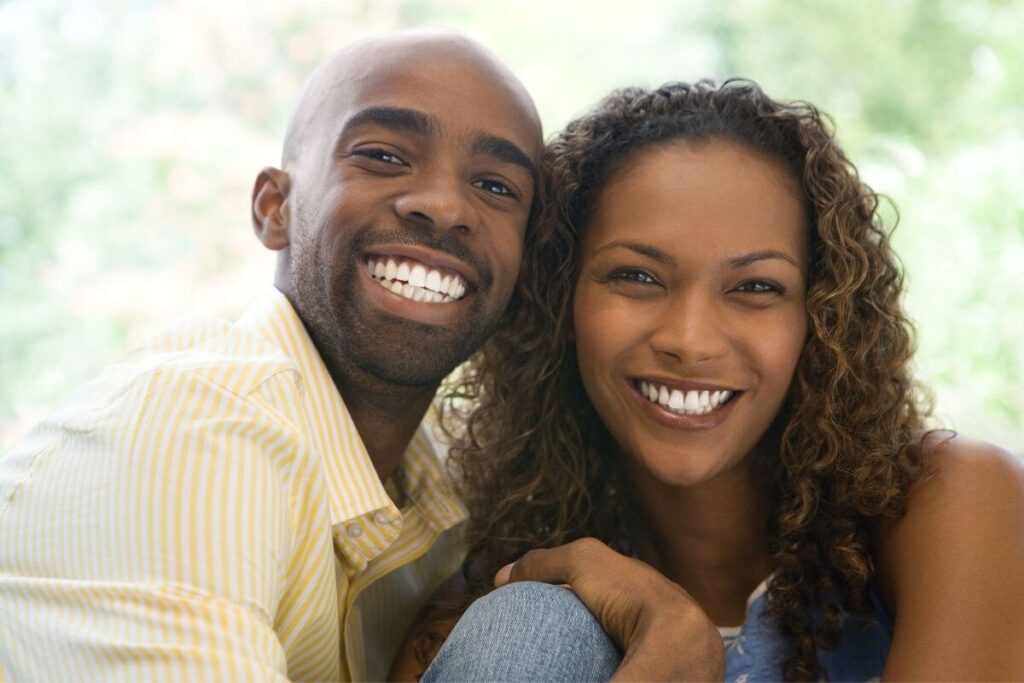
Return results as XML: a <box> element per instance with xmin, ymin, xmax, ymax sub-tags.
<box><xmin>734</xmin><ymin>280</ymin><xmax>784</xmax><ymax>294</ymax></box>
<box><xmin>610</xmin><ymin>269</ymin><xmax>658</xmax><ymax>285</ymax></box>
<box><xmin>473</xmin><ymin>178</ymin><xmax>517</xmax><ymax>198</ymax></box>
<box><xmin>354</xmin><ymin>148</ymin><xmax>406</xmax><ymax>165</ymax></box>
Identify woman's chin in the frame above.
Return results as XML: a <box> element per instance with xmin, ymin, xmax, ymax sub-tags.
<box><xmin>625</xmin><ymin>444</ymin><xmax>757</xmax><ymax>493</ymax></box>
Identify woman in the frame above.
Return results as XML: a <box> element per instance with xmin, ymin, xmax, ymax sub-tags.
<box><xmin>393</xmin><ymin>80</ymin><xmax>1024</xmax><ymax>681</ymax></box>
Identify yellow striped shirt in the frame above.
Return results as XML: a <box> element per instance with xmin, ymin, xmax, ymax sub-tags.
<box><xmin>0</xmin><ymin>286</ymin><xmax>467</xmax><ymax>681</ymax></box>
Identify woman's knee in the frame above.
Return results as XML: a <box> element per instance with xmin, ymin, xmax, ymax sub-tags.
<box><xmin>423</xmin><ymin>581</ymin><xmax>621</xmax><ymax>682</ymax></box>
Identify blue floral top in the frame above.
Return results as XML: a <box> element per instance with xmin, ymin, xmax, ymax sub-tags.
<box><xmin>721</xmin><ymin>579</ymin><xmax>892</xmax><ymax>682</ymax></box>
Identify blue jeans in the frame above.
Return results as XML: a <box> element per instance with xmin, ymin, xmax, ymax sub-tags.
<box><xmin>422</xmin><ymin>581</ymin><xmax>621</xmax><ymax>682</ymax></box>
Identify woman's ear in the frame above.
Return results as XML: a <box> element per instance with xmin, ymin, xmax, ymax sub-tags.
<box><xmin>251</xmin><ymin>167</ymin><xmax>291</xmax><ymax>251</ymax></box>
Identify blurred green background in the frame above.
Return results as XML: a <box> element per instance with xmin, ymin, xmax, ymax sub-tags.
<box><xmin>1</xmin><ymin>0</ymin><xmax>1021</xmax><ymax>455</ymax></box>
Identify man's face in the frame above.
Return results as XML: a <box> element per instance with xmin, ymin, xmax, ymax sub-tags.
<box><xmin>283</xmin><ymin>50</ymin><xmax>540</xmax><ymax>388</ymax></box>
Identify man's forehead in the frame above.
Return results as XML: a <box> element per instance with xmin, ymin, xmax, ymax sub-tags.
<box><xmin>330</xmin><ymin>32</ymin><xmax>525</xmax><ymax>96</ymax></box>
<box><xmin>332</xmin><ymin>56</ymin><xmax>536</xmax><ymax>138</ymax></box>
<box><xmin>283</xmin><ymin>33</ymin><xmax>541</xmax><ymax>165</ymax></box>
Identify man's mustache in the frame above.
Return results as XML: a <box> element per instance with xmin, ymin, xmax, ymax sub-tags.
<box><xmin>355</xmin><ymin>227</ymin><xmax>493</xmax><ymax>290</ymax></box>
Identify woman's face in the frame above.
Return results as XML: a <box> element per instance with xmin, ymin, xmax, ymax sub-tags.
<box><xmin>573</xmin><ymin>138</ymin><xmax>809</xmax><ymax>490</ymax></box>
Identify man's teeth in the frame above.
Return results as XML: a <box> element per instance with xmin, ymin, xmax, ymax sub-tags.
<box><xmin>365</xmin><ymin>257</ymin><xmax>467</xmax><ymax>304</ymax></box>
<box><xmin>637</xmin><ymin>381</ymin><xmax>734</xmax><ymax>416</ymax></box>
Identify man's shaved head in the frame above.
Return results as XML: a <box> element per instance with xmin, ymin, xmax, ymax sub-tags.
<box><xmin>282</xmin><ymin>29</ymin><xmax>540</xmax><ymax>167</ymax></box>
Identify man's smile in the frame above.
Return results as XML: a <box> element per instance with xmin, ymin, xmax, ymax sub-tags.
<box><xmin>364</xmin><ymin>256</ymin><xmax>469</xmax><ymax>303</ymax></box>
<box><xmin>356</xmin><ymin>243</ymin><xmax>485</xmax><ymax>327</ymax></box>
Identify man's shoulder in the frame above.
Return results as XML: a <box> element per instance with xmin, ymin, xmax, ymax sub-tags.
<box><xmin>14</xmin><ymin>312</ymin><xmax>306</xmax><ymax>453</ymax></box>
<box><xmin>123</xmin><ymin>312</ymin><xmax>299</xmax><ymax>397</ymax></box>
<box><xmin>2</xmin><ymin>312</ymin><xmax>312</xmax><ymax>507</ymax></box>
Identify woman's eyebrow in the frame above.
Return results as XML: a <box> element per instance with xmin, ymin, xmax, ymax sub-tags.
<box><xmin>593</xmin><ymin>243</ymin><xmax>804</xmax><ymax>274</ymax></box>
<box><xmin>593</xmin><ymin>241</ymin><xmax>676</xmax><ymax>266</ymax></box>
<box><xmin>725</xmin><ymin>250</ymin><xmax>803</xmax><ymax>271</ymax></box>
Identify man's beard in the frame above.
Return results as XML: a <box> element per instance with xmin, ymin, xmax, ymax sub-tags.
<box><xmin>289</xmin><ymin>222</ymin><xmax>504</xmax><ymax>389</ymax></box>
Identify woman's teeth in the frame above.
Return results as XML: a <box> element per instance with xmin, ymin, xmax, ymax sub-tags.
<box><xmin>365</xmin><ymin>257</ymin><xmax>467</xmax><ymax>304</ymax></box>
<box><xmin>637</xmin><ymin>381</ymin><xmax>734</xmax><ymax>416</ymax></box>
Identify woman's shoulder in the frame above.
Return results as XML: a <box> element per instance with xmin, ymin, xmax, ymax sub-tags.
<box><xmin>870</xmin><ymin>432</ymin><xmax>1024</xmax><ymax>678</ymax></box>
<box><xmin>910</xmin><ymin>431</ymin><xmax>1022</xmax><ymax>512</ymax></box>
<box><xmin>911</xmin><ymin>431</ymin><xmax>1020</xmax><ymax>522</ymax></box>
<box><xmin>875</xmin><ymin>431</ymin><xmax>1023</xmax><ymax>569</ymax></box>
<box><xmin>917</xmin><ymin>430</ymin><xmax>1022</xmax><ymax>482</ymax></box>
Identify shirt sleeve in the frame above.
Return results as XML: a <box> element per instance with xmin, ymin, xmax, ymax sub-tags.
<box><xmin>0</xmin><ymin>366</ymin><xmax>311</xmax><ymax>681</ymax></box>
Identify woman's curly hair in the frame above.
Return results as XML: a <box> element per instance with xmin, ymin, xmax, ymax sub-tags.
<box><xmin>438</xmin><ymin>79</ymin><xmax>931</xmax><ymax>681</ymax></box>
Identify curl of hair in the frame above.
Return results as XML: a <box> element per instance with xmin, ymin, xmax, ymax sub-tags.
<box><xmin>438</xmin><ymin>79</ymin><xmax>930</xmax><ymax>681</ymax></box>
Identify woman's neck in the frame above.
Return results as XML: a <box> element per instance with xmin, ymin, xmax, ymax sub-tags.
<box><xmin>628</xmin><ymin>456</ymin><xmax>772</xmax><ymax>627</ymax></box>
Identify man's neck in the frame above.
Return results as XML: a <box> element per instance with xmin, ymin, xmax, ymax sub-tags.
<box><xmin>338</xmin><ymin>375</ymin><xmax>436</xmax><ymax>483</ymax></box>
<box><xmin>279</xmin><ymin>281</ymin><xmax>439</xmax><ymax>483</ymax></box>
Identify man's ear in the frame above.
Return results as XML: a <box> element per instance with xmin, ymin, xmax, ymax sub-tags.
<box><xmin>252</xmin><ymin>167</ymin><xmax>291</xmax><ymax>251</ymax></box>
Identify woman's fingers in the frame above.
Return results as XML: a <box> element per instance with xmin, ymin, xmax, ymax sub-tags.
<box><xmin>493</xmin><ymin>539</ymin><xmax>648</xmax><ymax>645</ymax></box>
<box><xmin>493</xmin><ymin>538</ymin><xmax>724</xmax><ymax>680</ymax></box>
<box><xmin>493</xmin><ymin>562</ymin><xmax>514</xmax><ymax>587</ymax></box>
<box><xmin>495</xmin><ymin>538</ymin><xmax>607</xmax><ymax>587</ymax></box>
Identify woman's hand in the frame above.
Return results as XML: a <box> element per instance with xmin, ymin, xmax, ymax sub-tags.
<box><xmin>496</xmin><ymin>537</ymin><xmax>724</xmax><ymax>682</ymax></box>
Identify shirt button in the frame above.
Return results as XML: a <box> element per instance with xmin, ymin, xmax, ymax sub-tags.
<box><xmin>346</xmin><ymin>524</ymin><xmax>363</xmax><ymax>539</ymax></box>
<box><xmin>374</xmin><ymin>511</ymin><xmax>392</xmax><ymax>526</ymax></box>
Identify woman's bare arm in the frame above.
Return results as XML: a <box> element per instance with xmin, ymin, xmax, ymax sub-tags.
<box><xmin>876</xmin><ymin>433</ymin><xmax>1024</xmax><ymax>681</ymax></box>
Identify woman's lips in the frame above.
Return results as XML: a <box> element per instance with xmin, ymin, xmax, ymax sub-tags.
<box><xmin>631</xmin><ymin>378</ymin><xmax>742</xmax><ymax>431</ymax></box>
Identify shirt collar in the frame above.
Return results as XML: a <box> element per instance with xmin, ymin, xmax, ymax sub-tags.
<box><xmin>238</xmin><ymin>288</ymin><xmax>465</xmax><ymax>565</ymax></box>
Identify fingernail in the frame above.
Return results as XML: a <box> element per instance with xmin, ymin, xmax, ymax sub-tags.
<box><xmin>494</xmin><ymin>563</ymin><xmax>513</xmax><ymax>587</ymax></box>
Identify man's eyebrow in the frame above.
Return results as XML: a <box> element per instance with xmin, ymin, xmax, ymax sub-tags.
<box><xmin>339</xmin><ymin>106</ymin><xmax>437</xmax><ymax>137</ymax></box>
<box><xmin>594</xmin><ymin>241</ymin><xmax>676</xmax><ymax>267</ymax></box>
<box><xmin>471</xmin><ymin>133</ymin><xmax>537</xmax><ymax>182</ymax></box>
<box><xmin>725</xmin><ymin>249</ymin><xmax>803</xmax><ymax>271</ymax></box>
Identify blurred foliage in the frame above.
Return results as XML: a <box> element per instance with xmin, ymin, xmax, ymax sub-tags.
<box><xmin>1</xmin><ymin>0</ymin><xmax>1022</xmax><ymax>454</ymax></box>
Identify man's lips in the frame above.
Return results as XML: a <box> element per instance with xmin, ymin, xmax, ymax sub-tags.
<box><xmin>355</xmin><ymin>242</ymin><xmax>484</xmax><ymax>325</ymax></box>
<box><xmin>363</xmin><ymin>254</ymin><xmax>469</xmax><ymax>304</ymax></box>
<box><xmin>363</xmin><ymin>243</ymin><xmax>479</xmax><ymax>290</ymax></box>
<box><xmin>358</xmin><ymin>261</ymin><xmax>476</xmax><ymax>326</ymax></box>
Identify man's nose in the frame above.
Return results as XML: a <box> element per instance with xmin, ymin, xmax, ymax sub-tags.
<box><xmin>394</xmin><ymin>173</ymin><xmax>477</xmax><ymax>236</ymax></box>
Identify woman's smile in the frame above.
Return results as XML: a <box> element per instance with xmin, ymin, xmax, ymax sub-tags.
<box><xmin>629</xmin><ymin>376</ymin><xmax>742</xmax><ymax>431</ymax></box>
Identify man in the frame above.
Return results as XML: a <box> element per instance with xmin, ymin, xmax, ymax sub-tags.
<box><xmin>0</xmin><ymin>30</ymin><xmax>541</xmax><ymax>681</ymax></box>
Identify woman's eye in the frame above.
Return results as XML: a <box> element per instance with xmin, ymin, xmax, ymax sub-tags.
<box><xmin>473</xmin><ymin>178</ymin><xmax>517</xmax><ymax>198</ymax></box>
<box><xmin>354</xmin><ymin>148</ymin><xmax>406</xmax><ymax>166</ymax></box>
<box><xmin>734</xmin><ymin>280</ymin><xmax>784</xmax><ymax>294</ymax></box>
<box><xmin>610</xmin><ymin>269</ymin><xmax>658</xmax><ymax>285</ymax></box>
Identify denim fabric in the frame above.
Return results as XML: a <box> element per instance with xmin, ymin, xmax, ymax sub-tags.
<box><xmin>423</xmin><ymin>580</ymin><xmax>892</xmax><ymax>682</ymax></box>
<box><xmin>422</xmin><ymin>582</ymin><xmax>621</xmax><ymax>682</ymax></box>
